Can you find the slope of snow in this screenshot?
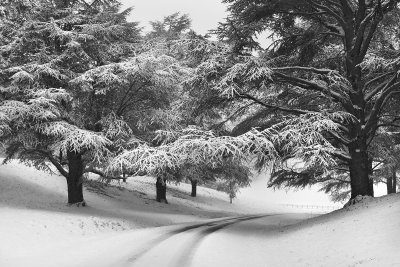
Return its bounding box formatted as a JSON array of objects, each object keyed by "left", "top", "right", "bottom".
[
  {"left": 2, "top": 160, "right": 398, "bottom": 267},
  {"left": 0, "top": 160, "right": 242, "bottom": 265},
  {"left": 192, "top": 193, "right": 400, "bottom": 267},
  {"left": 0, "top": 160, "right": 281, "bottom": 265}
]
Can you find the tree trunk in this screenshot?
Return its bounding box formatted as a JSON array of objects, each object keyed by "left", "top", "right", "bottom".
[
  {"left": 387, "top": 174, "right": 393, "bottom": 194},
  {"left": 67, "top": 150, "right": 85, "bottom": 205},
  {"left": 389, "top": 168, "right": 397, "bottom": 194},
  {"left": 190, "top": 179, "right": 197, "bottom": 197},
  {"left": 348, "top": 139, "right": 374, "bottom": 198},
  {"left": 156, "top": 177, "right": 168, "bottom": 203}
]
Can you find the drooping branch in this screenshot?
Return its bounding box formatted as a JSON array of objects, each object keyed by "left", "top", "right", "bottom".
[
  {"left": 377, "top": 115, "right": 400, "bottom": 128},
  {"left": 363, "top": 72, "right": 395, "bottom": 97},
  {"left": 328, "top": 149, "right": 351, "bottom": 162},
  {"left": 273, "top": 72, "right": 352, "bottom": 109},
  {"left": 307, "top": 0, "right": 346, "bottom": 27},
  {"left": 32, "top": 149, "right": 70, "bottom": 178},
  {"left": 84, "top": 167, "right": 125, "bottom": 180},
  {"left": 210, "top": 102, "right": 257, "bottom": 131},
  {"left": 327, "top": 130, "right": 352, "bottom": 145},
  {"left": 237, "top": 93, "right": 311, "bottom": 115},
  {"left": 365, "top": 80, "right": 392, "bottom": 103},
  {"left": 365, "top": 80, "right": 400, "bottom": 134},
  {"left": 272, "top": 66, "right": 335, "bottom": 75}
]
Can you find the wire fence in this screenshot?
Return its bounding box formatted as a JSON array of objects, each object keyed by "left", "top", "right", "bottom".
[{"left": 280, "top": 203, "right": 342, "bottom": 213}]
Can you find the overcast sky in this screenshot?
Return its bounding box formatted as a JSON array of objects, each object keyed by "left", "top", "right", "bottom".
[{"left": 120, "top": 0, "right": 228, "bottom": 35}]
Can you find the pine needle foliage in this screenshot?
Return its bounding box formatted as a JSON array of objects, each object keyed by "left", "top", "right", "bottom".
[
  {"left": 209, "top": 0, "right": 400, "bottom": 199},
  {"left": 0, "top": 0, "right": 153, "bottom": 204}
]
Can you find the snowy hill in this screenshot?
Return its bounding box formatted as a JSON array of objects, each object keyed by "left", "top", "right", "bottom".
[
  {"left": 183, "top": 194, "right": 400, "bottom": 267},
  {"left": 0, "top": 160, "right": 399, "bottom": 266},
  {"left": 0, "top": 160, "right": 246, "bottom": 265},
  {"left": 0, "top": 159, "right": 289, "bottom": 265}
]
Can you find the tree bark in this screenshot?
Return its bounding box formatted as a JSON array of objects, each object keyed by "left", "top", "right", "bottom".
[
  {"left": 389, "top": 168, "right": 397, "bottom": 194},
  {"left": 156, "top": 177, "right": 168, "bottom": 203},
  {"left": 190, "top": 179, "right": 197, "bottom": 197},
  {"left": 387, "top": 173, "right": 393, "bottom": 194},
  {"left": 66, "top": 150, "right": 85, "bottom": 205},
  {"left": 348, "top": 138, "right": 374, "bottom": 198}
]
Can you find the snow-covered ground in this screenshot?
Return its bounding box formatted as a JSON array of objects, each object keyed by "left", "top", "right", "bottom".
[
  {"left": 0, "top": 159, "right": 277, "bottom": 266},
  {"left": 0, "top": 160, "right": 399, "bottom": 267},
  {"left": 191, "top": 194, "right": 400, "bottom": 267}
]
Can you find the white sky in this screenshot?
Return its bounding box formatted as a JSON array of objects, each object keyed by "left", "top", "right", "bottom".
[{"left": 120, "top": 0, "right": 228, "bottom": 35}]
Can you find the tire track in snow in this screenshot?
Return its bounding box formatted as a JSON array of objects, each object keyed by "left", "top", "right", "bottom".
[
  {"left": 174, "top": 214, "right": 272, "bottom": 267},
  {"left": 127, "top": 214, "right": 273, "bottom": 267}
]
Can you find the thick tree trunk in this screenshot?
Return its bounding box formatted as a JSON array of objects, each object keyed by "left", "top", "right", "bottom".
[
  {"left": 348, "top": 139, "right": 374, "bottom": 198},
  {"left": 67, "top": 150, "right": 85, "bottom": 205},
  {"left": 190, "top": 179, "right": 197, "bottom": 197},
  {"left": 156, "top": 177, "right": 168, "bottom": 203},
  {"left": 387, "top": 174, "right": 393, "bottom": 194},
  {"left": 388, "top": 168, "right": 397, "bottom": 194}
]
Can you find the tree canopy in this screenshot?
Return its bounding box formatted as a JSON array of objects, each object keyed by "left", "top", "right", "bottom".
[
  {"left": 209, "top": 0, "right": 400, "bottom": 200},
  {"left": 2, "top": 0, "right": 400, "bottom": 206},
  {"left": 0, "top": 0, "right": 190, "bottom": 204}
]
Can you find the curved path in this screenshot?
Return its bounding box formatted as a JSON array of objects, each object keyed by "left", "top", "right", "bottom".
[
  {"left": 126, "top": 214, "right": 274, "bottom": 267},
  {"left": 18, "top": 213, "right": 311, "bottom": 267}
]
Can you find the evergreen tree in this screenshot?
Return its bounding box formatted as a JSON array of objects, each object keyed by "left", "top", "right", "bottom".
[
  {"left": 148, "top": 12, "right": 191, "bottom": 39},
  {"left": 106, "top": 13, "right": 353, "bottom": 204},
  {"left": 0, "top": 0, "right": 143, "bottom": 205},
  {"left": 212, "top": 0, "right": 400, "bottom": 200}
]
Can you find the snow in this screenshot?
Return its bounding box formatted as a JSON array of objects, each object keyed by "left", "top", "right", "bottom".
[
  {"left": 190, "top": 193, "right": 400, "bottom": 266},
  {"left": 0, "top": 159, "right": 239, "bottom": 266},
  {"left": 0, "top": 160, "right": 399, "bottom": 267}
]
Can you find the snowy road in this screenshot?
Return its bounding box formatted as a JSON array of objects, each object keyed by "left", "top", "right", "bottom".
[
  {"left": 126, "top": 214, "right": 308, "bottom": 267},
  {"left": 6, "top": 213, "right": 312, "bottom": 267}
]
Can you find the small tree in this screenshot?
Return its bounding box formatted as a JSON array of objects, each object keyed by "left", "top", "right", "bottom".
[{"left": 214, "top": 160, "right": 251, "bottom": 203}]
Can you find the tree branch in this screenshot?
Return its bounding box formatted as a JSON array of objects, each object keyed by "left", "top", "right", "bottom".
[
  {"left": 84, "top": 167, "right": 125, "bottom": 180},
  {"left": 364, "top": 78, "right": 392, "bottom": 103},
  {"left": 237, "top": 93, "right": 311, "bottom": 115},
  {"left": 359, "top": 5, "right": 383, "bottom": 60},
  {"left": 272, "top": 66, "right": 336, "bottom": 75},
  {"left": 327, "top": 130, "right": 352, "bottom": 145},
  {"left": 329, "top": 149, "right": 351, "bottom": 162},
  {"left": 273, "top": 72, "right": 352, "bottom": 109},
  {"left": 37, "top": 150, "right": 69, "bottom": 178},
  {"left": 365, "top": 80, "right": 400, "bottom": 134},
  {"left": 307, "top": 0, "right": 346, "bottom": 27}
]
